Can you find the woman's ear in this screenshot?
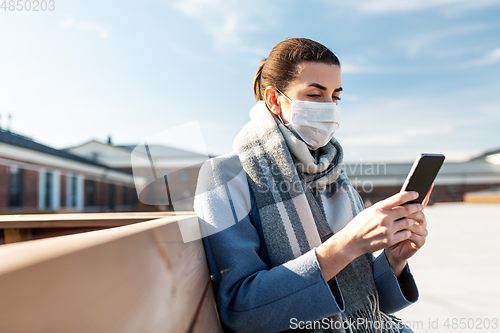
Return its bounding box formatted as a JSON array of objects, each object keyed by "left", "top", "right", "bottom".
[{"left": 264, "top": 86, "right": 282, "bottom": 116}]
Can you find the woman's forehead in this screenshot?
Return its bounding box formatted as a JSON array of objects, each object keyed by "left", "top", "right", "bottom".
[{"left": 294, "top": 62, "right": 341, "bottom": 90}]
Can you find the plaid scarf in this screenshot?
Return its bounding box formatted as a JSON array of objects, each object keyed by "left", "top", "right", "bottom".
[{"left": 233, "top": 101, "right": 401, "bottom": 333}]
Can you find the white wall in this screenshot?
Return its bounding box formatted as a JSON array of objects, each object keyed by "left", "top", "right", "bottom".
[
  {"left": 38, "top": 168, "right": 46, "bottom": 209},
  {"left": 76, "top": 174, "right": 84, "bottom": 211},
  {"left": 52, "top": 170, "right": 60, "bottom": 210},
  {"left": 38, "top": 168, "right": 61, "bottom": 210}
]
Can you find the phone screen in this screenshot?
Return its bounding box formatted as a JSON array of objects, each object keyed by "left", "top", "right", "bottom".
[{"left": 400, "top": 154, "right": 445, "bottom": 204}]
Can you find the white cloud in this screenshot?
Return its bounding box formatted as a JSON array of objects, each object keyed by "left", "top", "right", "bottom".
[
  {"left": 331, "top": 0, "right": 500, "bottom": 14},
  {"left": 339, "top": 24, "right": 491, "bottom": 74},
  {"left": 168, "top": 40, "right": 212, "bottom": 62},
  {"left": 60, "top": 16, "right": 74, "bottom": 29},
  {"left": 461, "top": 47, "right": 500, "bottom": 68},
  {"left": 395, "top": 23, "right": 489, "bottom": 59},
  {"left": 174, "top": 0, "right": 272, "bottom": 54},
  {"left": 59, "top": 16, "right": 109, "bottom": 39}
]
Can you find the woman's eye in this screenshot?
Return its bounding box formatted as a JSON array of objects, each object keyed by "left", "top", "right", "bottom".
[
  {"left": 333, "top": 96, "right": 341, "bottom": 101},
  {"left": 307, "top": 94, "right": 321, "bottom": 98}
]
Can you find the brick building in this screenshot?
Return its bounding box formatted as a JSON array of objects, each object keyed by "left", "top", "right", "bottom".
[
  {"left": 0, "top": 130, "right": 137, "bottom": 213},
  {"left": 67, "top": 139, "right": 209, "bottom": 211}
]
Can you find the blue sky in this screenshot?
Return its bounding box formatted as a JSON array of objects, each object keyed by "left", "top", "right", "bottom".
[{"left": 1, "top": 0, "right": 500, "bottom": 162}]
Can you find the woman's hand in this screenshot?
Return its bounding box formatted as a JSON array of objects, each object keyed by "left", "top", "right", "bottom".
[
  {"left": 315, "top": 191, "right": 424, "bottom": 281},
  {"left": 385, "top": 185, "right": 432, "bottom": 276},
  {"left": 384, "top": 210, "right": 428, "bottom": 277},
  {"left": 341, "top": 191, "right": 423, "bottom": 256}
]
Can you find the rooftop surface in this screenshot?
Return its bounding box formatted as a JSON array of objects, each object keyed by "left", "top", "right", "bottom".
[{"left": 396, "top": 202, "right": 500, "bottom": 332}]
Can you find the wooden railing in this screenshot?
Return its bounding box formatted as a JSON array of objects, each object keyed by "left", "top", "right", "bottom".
[
  {"left": 0, "top": 212, "right": 189, "bottom": 244},
  {"left": 0, "top": 213, "right": 222, "bottom": 333}
]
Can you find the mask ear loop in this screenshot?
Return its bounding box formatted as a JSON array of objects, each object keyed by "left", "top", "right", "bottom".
[
  {"left": 274, "top": 87, "right": 292, "bottom": 102},
  {"left": 266, "top": 87, "right": 291, "bottom": 125}
]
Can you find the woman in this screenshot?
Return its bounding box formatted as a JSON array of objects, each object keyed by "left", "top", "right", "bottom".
[{"left": 195, "top": 38, "right": 427, "bottom": 333}]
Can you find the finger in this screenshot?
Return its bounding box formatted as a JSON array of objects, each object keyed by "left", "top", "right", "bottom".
[
  {"left": 393, "top": 215, "right": 427, "bottom": 235},
  {"left": 391, "top": 203, "right": 423, "bottom": 221},
  {"left": 390, "top": 229, "right": 412, "bottom": 247},
  {"left": 408, "top": 233, "right": 426, "bottom": 249},
  {"left": 393, "top": 217, "right": 416, "bottom": 233},
  {"left": 405, "top": 211, "right": 427, "bottom": 226},
  {"left": 408, "top": 223, "right": 428, "bottom": 237},
  {"left": 379, "top": 191, "right": 419, "bottom": 209},
  {"left": 422, "top": 183, "right": 434, "bottom": 208}
]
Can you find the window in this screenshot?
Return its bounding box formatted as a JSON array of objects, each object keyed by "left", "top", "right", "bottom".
[
  {"left": 70, "top": 176, "right": 77, "bottom": 207},
  {"left": 45, "top": 171, "right": 53, "bottom": 208},
  {"left": 86, "top": 180, "right": 95, "bottom": 206},
  {"left": 67, "top": 174, "right": 78, "bottom": 208},
  {"left": 8, "top": 165, "right": 23, "bottom": 207}
]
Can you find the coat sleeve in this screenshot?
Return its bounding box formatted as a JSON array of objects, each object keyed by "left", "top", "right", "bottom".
[
  {"left": 196, "top": 155, "right": 345, "bottom": 333},
  {"left": 372, "top": 251, "right": 419, "bottom": 314}
]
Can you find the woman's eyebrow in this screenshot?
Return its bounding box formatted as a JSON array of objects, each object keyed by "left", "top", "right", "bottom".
[
  {"left": 308, "top": 83, "right": 343, "bottom": 92},
  {"left": 308, "top": 83, "right": 327, "bottom": 90}
]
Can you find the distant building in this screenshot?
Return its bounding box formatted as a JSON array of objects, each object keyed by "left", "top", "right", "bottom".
[
  {"left": 67, "top": 138, "right": 500, "bottom": 208},
  {"left": 67, "top": 140, "right": 210, "bottom": 211},
  {"left": 471, "top": 149, "right": 500, "bottom": 165},
  {"left": 345, "top": 150, "right": 500, "bottom": 205},
  {"left": 0, "top": 130, "right": 137, "bottom": 213}
]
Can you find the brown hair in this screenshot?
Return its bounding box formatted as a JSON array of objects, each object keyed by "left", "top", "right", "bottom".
[{"left": 253, "top": 38, "right": 340, "bottom": 102}]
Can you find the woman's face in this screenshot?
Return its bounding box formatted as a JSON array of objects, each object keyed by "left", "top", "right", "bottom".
[{"left": 265, "top": 61, "right": 342, "bottom": 124}]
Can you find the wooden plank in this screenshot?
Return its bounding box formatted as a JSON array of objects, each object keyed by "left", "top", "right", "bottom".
[
  {"left": 0, "top": 211, "right": 193, "bottom": 223},
  {"left": 4, "top": 228, "right": 32, "bottom": 243},
  {"left": 0, "top": 214, "right": 222, "bottom": 333},
  {"left": 150, "top": 216, "right": 218, "bottom": 332},
  {"left": 0, "top": 211, "right": 195, "bottom": 229},
  {"left": 190, "top": 277, "right": 223, "bottom": 333},
  {"left": 31, "top": 227, "right": 115, "bottom": 241}
]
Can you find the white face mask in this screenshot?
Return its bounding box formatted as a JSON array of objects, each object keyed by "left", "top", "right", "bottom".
[{"left": 275, "top": 87, "right": 341, "bottom": 150}]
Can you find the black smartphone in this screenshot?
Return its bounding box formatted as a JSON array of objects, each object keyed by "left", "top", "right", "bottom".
[{"left": 400, "top": 153, "right": 445, "bottom": 204}]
